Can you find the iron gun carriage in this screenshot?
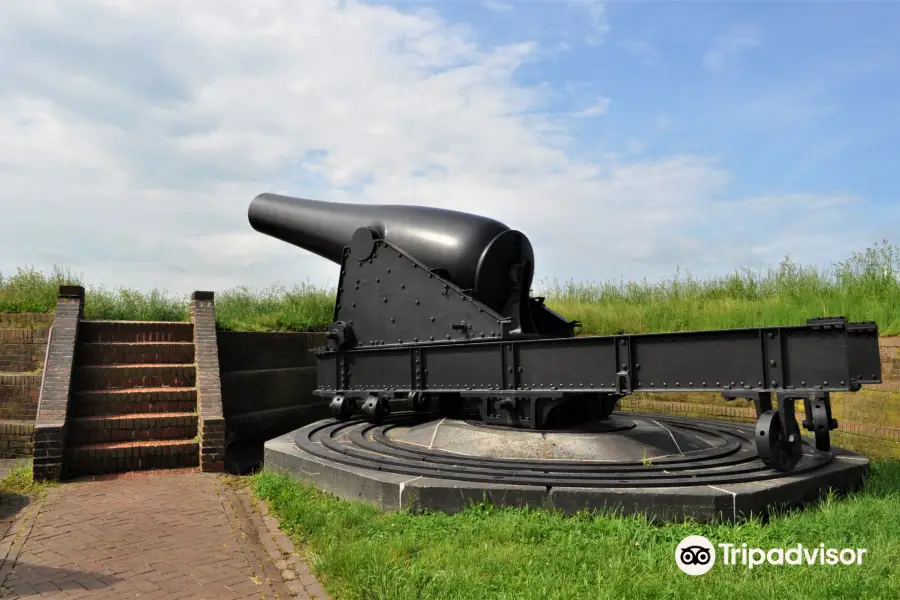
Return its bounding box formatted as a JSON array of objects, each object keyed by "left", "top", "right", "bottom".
[{"left": 248, "top": 192, "right": 882, "bottom": 472}]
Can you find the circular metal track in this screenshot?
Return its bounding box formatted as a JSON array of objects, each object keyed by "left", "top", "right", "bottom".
[{"left": 293, "top": 411, "right": 833, "bottom": 488}]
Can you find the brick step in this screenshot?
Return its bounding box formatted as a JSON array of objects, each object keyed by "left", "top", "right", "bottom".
[
  {"left": 68, "top": 412, "right": 198, "bottom": 445},
  {"left": 71, "top": 387, "right": 197, "bottom": 417},
  {"left": 73, "top": 364, "right": 196, "bottom": 391},
  {"left": 65, "top": 439, "right": 200, "bottom": 476},
  {"left": 75, "top": 342, "right": 195, "bottom": 366},
  {"left": 79, "top": 320, "right": 194, "bottom": 343}
]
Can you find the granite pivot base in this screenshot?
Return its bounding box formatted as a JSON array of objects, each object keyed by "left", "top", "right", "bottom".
[{"left": 264, "top": 411, "right": 870, "bottom": 523}]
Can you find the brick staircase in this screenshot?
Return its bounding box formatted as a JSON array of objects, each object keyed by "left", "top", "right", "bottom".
[{"left": 65, "top": 321, "right": 201, "bottom": 477}]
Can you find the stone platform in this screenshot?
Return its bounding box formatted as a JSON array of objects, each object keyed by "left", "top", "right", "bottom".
[{"left": 264, "top": 411, "right": 870, "bottom": 523}]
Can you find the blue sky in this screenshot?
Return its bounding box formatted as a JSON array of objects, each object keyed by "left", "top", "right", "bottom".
[
  {"left": 0, "top": 0, "right": 898, "bottom": 294},
  {"left": 461, "top": 1, "right": 898, "bottom": 199}
]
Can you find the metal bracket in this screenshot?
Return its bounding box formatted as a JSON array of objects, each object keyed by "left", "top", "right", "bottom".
[
  {"left": 451, "top": 321, "right": 472, "bottom": 339},
  {"left": 412, "top": 347, "right": 424, "bottom": 391},
  {"left": 615, "top": 372, "right": 632, "bottom": 395},
  {"left": 763, "top": 330, "right": 785, "bottom": 389},
  {"left": 338, "top": 355, "right": 349, "bottom": 390},
  {"left": 614, "top": 336, "right": 633, "bottom": 395},
  {"left": 801, "top": 391, "right": 837, "bottom": 451},
  {"left": 503, "top": 343, "right": 518, "bottom": 390}
]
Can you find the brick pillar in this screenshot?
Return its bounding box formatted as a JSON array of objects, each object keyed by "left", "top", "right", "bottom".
[
  {"left": 191, "top": 291, "right": 226, "bottom": 472},
  {"left": 33, "top": 285, "right": 84, "bottom": 481}
]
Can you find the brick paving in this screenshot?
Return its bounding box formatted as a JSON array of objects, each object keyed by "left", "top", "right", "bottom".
[{"left": 0, "top": 471, "right": 329, "bottom": 599}]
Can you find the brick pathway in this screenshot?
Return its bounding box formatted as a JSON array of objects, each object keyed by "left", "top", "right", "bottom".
[{"left": 0, "top": 471, "right": 329, "bottom": 599}]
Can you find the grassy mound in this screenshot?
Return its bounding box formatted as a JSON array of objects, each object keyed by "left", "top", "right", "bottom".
[{"left": 3, "top": 241, "right": 900, "bottom": 334}]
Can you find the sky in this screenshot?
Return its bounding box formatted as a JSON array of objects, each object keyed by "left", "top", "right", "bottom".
[{"left": 1, "top": 0, "right": 898, "bottom": 295}]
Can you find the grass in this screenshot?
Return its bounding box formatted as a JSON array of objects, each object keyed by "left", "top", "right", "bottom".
[
  {"left": 542, "top": 240, "right": 900, "bottom": 335},
  {"left": 250, "top": 461, "right": 900, "bottom": 600},
  {"left": 0, "top": 461, "right": 56, "bottom": 497},
  {"left": 3, "top": 240, "right": 900, "bottom": 334},
  {"left": 0, "top": 266, "right": 334, "bottom": 331}
]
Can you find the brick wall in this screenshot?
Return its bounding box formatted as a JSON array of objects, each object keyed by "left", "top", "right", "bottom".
[
  {"left": 0, "top": 374, "right": 41, "bottom": 421},
  {"left": 0, "top": 312, "right": 53, "bottom": 459},
  {"left": 33, "top": 286, "right": 84, "bottom": 481},
  {"left": 0, "top": 422, "right": 34, "bottom": 457},
  {"left": 620, "top": 337, "right": 900, "bottom": 459},
  {"left": 0, "top": 313, "right": 54, "bottom": 328},
  {"left": 191, "top": 291, "right": 226, "bottom": 473},
  {"left": 0, "top": 328, "right": 50, "bottom": 372},
  {"left": 218, "top": 331, "right": 327, "bottom": 443}
]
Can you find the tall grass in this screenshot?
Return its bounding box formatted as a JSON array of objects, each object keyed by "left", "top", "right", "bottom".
[
  {"left": 0, "top": 265, "right": 335, "bottom": 331},
  {"left": 3, "top": 241, "right": 900, "bottom": 334},
  {"left": 0, "top": 265, "right": 82, "bottom": 313},
  {"left": 215, "top": 285, "right": 335, "bottom": 331},
  {"left": 539, "top": 240, "right": 900, "bottom": 334}
]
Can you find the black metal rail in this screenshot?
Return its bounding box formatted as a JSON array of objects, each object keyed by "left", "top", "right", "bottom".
[
  {"left": 293, "top": 413, "right": 834, "bottom": 488},
  {"left": 316, "top": 318, "right": 880, "bottom": 397}
]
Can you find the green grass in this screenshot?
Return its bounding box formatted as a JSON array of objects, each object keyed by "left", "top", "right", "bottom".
[
  {"left": 250, "top": 461, "right": 900, "bottom": 600},
  {"left": 541, "top": 240, "right": 900, "bottom": 335},
  {"left": 4, "top": 240, "right": 900, "bottom": 334},
  {"left": 0, "top": 266, "right": 334, "bottom": 331},
  {"left": 214, "top": 285, "right": 335, "bottom": 332},
  {"left": 0, "top": 461, "right": 56, "bottom": 497}
]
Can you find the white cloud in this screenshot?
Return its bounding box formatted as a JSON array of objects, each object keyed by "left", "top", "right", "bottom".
[
  {"left": 568, "top": 0, "right": 610, "bottom": 46},
  {"left": 702, "top": 25, "right": 760, "bottom": 72},
  {"left": 574, "top": 97, "right": 612, "bottom": 117},
  {"left": 0, "top": 0, "right": 891, "bottom": 298},
  {"left": 482, "top": 0, "right": 514, "bottom": 12}
]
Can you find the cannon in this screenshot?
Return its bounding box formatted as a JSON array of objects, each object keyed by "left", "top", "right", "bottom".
[{"left": 248, "top": 193, "right": 883, "bottom": 472}]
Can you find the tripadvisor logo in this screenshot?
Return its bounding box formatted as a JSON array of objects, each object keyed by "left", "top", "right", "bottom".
[
  {"left": 675, "top": 535, "right": 867, "bottom": 575},
  {"left": 675, "top": 535, "right": 716, "bottom": 575}
]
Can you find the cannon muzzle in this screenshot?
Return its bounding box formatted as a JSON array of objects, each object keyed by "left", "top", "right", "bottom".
[{"left": 248, "top": 193, "right": 535, "bottom": 305}]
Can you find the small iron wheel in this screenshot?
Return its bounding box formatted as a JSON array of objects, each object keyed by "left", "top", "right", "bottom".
[
  {"left": 330, "top": 394, "right": 356, "bottom": 421},
  {"left": 361, "top": 395, "right": 389, "bottom": 424},
  {"left": 808, "top": 399, "right": 833, "bottom": 452},
  {"left": 755, "top": 409, "right": 802, "bottom": 472}
]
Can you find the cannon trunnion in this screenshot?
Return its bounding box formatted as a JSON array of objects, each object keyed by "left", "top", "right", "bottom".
[{"left": 248, "top": 193, "right": 883, "bottom": 473}]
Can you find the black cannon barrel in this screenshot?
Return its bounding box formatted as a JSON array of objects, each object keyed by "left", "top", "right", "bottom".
[{"left": 248, "top": 193, "right": 534, "bottom": 300}]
